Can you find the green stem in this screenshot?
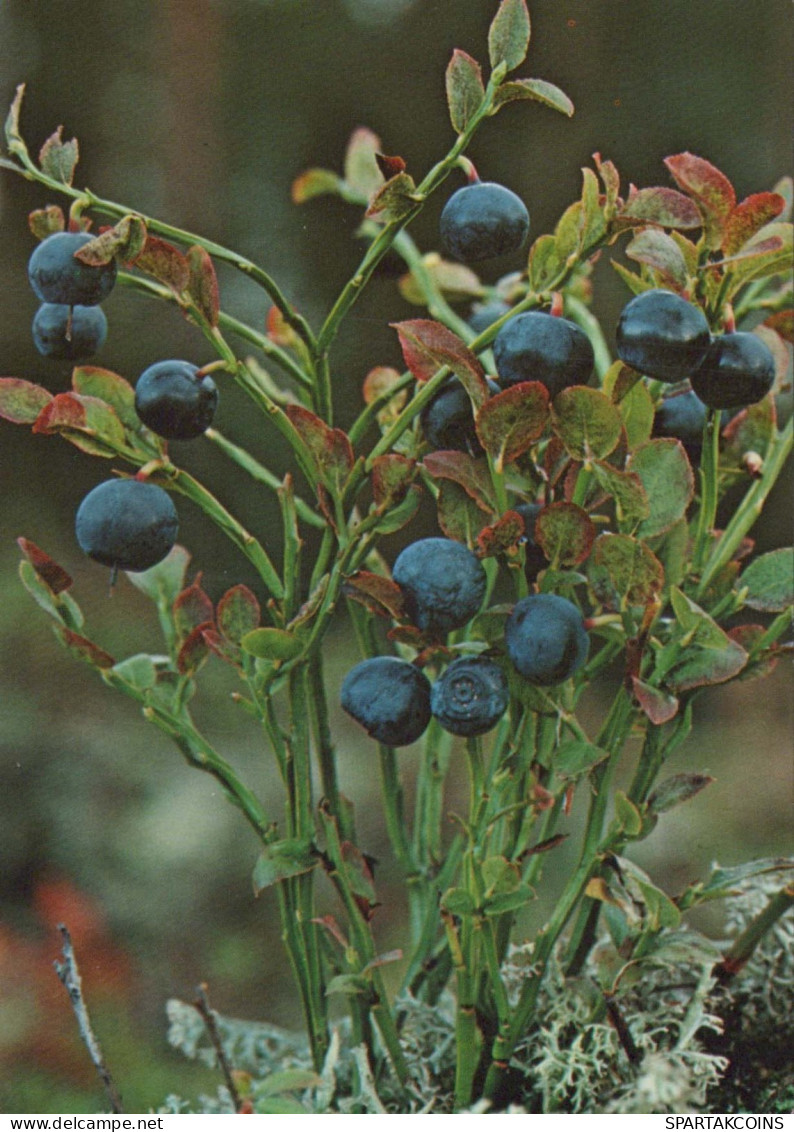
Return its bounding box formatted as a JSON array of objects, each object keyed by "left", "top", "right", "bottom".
[
  {"left": 714, "top": 886, "right": 794, "bottom": 982},
  {"left": 692, "top": 407, "right": 722, "bottom": 574},
  {"left": 564, "top": 295, "right": 613, "bottom": 380}
]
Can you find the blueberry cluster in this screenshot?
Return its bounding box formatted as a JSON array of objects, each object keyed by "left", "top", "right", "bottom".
[
  {"left": 28, "top": 231, "right": 116, "bottom": 361},
  {"left": 340, "top": 537, "right": 589, "bottom": 748}
]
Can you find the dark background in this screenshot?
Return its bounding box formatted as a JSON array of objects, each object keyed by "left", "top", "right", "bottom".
[{"left": 0, "top": 0, "right": 791, "bottom": 1112}]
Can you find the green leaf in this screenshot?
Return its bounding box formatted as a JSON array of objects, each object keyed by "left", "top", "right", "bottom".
[
  {"left": 398, "top": 257, "right": 483, "bottom": 306},
  {"left": 488, "top": 0, "right": 531, "bottom": 73},
  {"left": 258, "top": 1069, "right": 322, "bottom": 1097},
  {"left": 436, "top": 480, "right": 491, "bottom": 548},
  {"left": 626, "top": 229, "right": 689, "bottom": 291},
  {"left": 365, "top": 172, "right": 420, "bottom": 222},
  {"left": 481, "top": 856, "right": 520, "bottom": 895},
  {"left": 554, "top": 740, "right": 608, "bottom": 779},
  {"left": 0, "top": 378, "right": 53, "bottom": 424},
  {"left": 285, "top": 405, "right": 353, "bottom": 494},
  {"left": 721, "top": 222, "right": 793, "bottom": 290},
  {"left": 112, "top": 654, "right": 158, "bottom": 691},
  {"left": 4, "top": 83, "right": 28, "bottom": 158},
  {"left": 695, "top": 858, "right": 794, "bottom": 903},
  {"left": 242, "top": 628, "right": 303, "bottom": 662},
  {"left": 217, "top": 584, "right": 261, "bottom": 642},
  {"left": 611, "top": 259, "right": 654, "bottom": 296},
  {"left": 291, "top": 167, "right": 342, "bottom": 204},
  {"left": 492, "top": 78, "right": 574, "bottom": 118},
  {"left": 645, "top": 930, "right": 722, "bottom": 968},
  {"left": 528, "top": 234, "right": 564, "bottom": 292},
  {"left": 602, "top": 363, "right": 654, "bottom": 451},
  {"left": 740, "top": 548, "right": 794, "bottom": 612},
  {"left": 552, "top": 386, "right": 623, "bottom": 461},
  {"left": 32, "top": 392, "right": 126, "bottom": 456},
  {"left": 612, "top": 855, "right": 681, "bottom": 930},
  {"left": 590, "top": 463, "right": 650, "bottom": 527},
  {"left": 371, "top": 453, "right": 416, "bottom": 510},
  {"left": 252, "top": 839, "right": 316, "bottom": 893},
  {"left": 325, "top": 974, "right": 368, "bottom": 998},
  {"left": 76, "top": 215, "right": 147, "bottom": 265},
  {"left": 441, "top": 887, "right": 476, "bottom": 916},
  {"left": 627, "top": 439, "right": 694, "bottom": 539},
  {"left": 618, "top": 187, "right": 701, "bottom": 231},
  {"left": 19, "top": 560, "right": 70, "bottom": 626},
  {"left": 483, "top": 886, "right": 535, "bottom": 916},
  {"left": 614, "top": 791, "right": 642, "bottom": 837},
  {"left": 446, "top": 49, "right": 485, "bottom": 134},
  {"left": 28, "top": 205, "right": 66, "bottom": 240},
  {"left": 648, "top": 773, "right": 714, "bottom": 814},
  {"left": 343, "top": 127, "right": 384, "bottom": 199},
  {"left": 665, "top": 635, "right": 747, "bottom": 693},
  {"left": 592, "top": 533, "right": 664, "bottom": 606},
  {"left": 39, "top": 126, "right": 79, "bottom": 186},
  {"left": 670, "top": 587, "right": 730, "bottom": 649},
  {"left": 71, "top": 366, "right": 139, "bottom": 430},
  {"left": 475, "top": 381, "right": 549, "bottom": 469},
  {"left": 374, "top": 484, "right": 421, "bottom": 535},
  {"left": 126, "top": 545, "right": 191, "bottom": 607},
  {"left": 535, "top": 502, "right": 595, "bottom": 568}
]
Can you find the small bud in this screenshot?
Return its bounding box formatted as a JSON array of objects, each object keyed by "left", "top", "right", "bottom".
[{"left": 742, "top": 450, "right": 764, "bottom": 478}]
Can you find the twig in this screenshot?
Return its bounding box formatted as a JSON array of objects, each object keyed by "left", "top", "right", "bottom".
[
  {"left": 53, "top": 924, "right": 124, "bottom": 1113},
  {"left": 193, "top": 982, "right": 243, "bottom": 1112}
]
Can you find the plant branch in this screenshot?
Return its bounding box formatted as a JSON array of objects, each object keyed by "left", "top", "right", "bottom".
[{"left": 193, "top": 983, "right": 243, "bottom": 1112}]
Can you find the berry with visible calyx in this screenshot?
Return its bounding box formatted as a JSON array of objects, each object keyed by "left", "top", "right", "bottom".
[
  {"left": 392, "top": 537, "right": 486, "bottom": 635},
  {"left": 512, "top": 502, "right": 547, "bottom": 582},
  {"left": 28, "top": 231, "right": 117, "bottom": 307},
  {"left": 75, "top": 479, "right": 179, "bottom": 573},
  {"left": 32, "top": 303, "right": 107, "bottom": 360},
  {"left": 135, "top": 360, "right": 219, "bottom": 440},
  {"left": 431, "top": 655, "right": 509, "bottom": 737},
  {"left": 440, "top": 182, "right": 529, "bottom": 264},
  {"left": 492, "top": 311, "right": 594, "bottom": 396},
  {"left": 341, "top": 656, "right": 431, "bottom": 747},
  {"left": 505, "top": 593, "right": 589, "bottom": 686},
  {"left": 690, "top": 332, "right": 775, "bottom": 409},
  {"left": 468, "top": 300, "right": 511, "bottom": 336},
  {"left": 420, "top": 377, "right": 499, "bottom": 454},
  {"left": 615, "top": 289, "right": 711, "bottom": 383}
]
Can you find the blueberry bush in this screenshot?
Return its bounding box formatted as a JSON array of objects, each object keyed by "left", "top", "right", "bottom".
[{"left": 1, "top": 0, "right": 792, "bottom": 1114}]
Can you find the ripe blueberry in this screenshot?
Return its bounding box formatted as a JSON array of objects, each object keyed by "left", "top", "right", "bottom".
[
  {"left": 340, "top": 656, "right": 432, "bottom": 747},
  {"left": 468, "top": 300, "right": 511, "bottom": 336},
  {"left": 512, "top": 502, "right": 547, "bottom": 583},
  {"left": 431, "top": 655, "right": 509, "bottom": 737},
  {"left": 32, "top": 303, "right": 107, "bottom": 361},
  {"left": 505, "top": 593, "right": 589, "bottom": 686},
  {"left": 135, "top": 360, "right": 219, "bottom": 439},
  {"left": 28, "top": 231, "right": 117, "bottom": 307},
  {"left": 615, "top": 289, "right": 711, "bottom": 383},
  {"left": 492, "top": 311, "right": 594, "bottom": 396},
  {"left": 392, "top": 537, "right": 487, "bottom": 635},
  {"left": 652, "top": 387, "right": 710, "bottom": 461},
  {"left": 690, "top": 332, "right": 775, "bottom": 409},
  {"left": 75, "top": 479, "right": 179, "bottom": 572},
  {"left": 420, "top": 377, "right": 499, "bottom": 454},
  {"left": 440, "top": 182, "right": 529, "bottom": 264}
]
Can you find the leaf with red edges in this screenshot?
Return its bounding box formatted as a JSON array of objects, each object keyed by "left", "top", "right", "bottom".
[
  {"left": 186, "top": 245, "right": 220, "bottom": 328},
  {"left": 58, "top": 628, "right": 115, "bottom": 669},
  {"left": 477, "top": 511, "right": 524, "bottom": 557},
  {"left": 76, "top": 216, "right": 146, "bottom": 265},
  {"left": 366, "top": 172, "right": 419, "bottom": 222},
  {"left": 39, "top": 126, "right": 79, "bottom": 186},
  {"left": 29, "top": 205, "right": 65, "bottom": 240},
  {"left": 436, "top": 480, "right": 491, "bottom": 548},
  {"left": 177, "top": 621, "right": 213, "bottom": 675},
  {"left": 535, "top": 502, "right": 595, "bottom": 567},
  {"left": 763, "top": 310, "right": 794, "bottom": 344},
  {"left": 475, "top": 381, "right": 549, "bottom": 470},
  {"left": 392, "top": 319, "right": 487, "bottom": 405},
  {"left": 201, "top": 626, "right": 241, "bottom": 667},
  {"left": 72, "top": 366, "right": 138, "bottom": 430},
  {"left": 664, "top": 153, "right": 736, "bottom": 249},
  {"left": 344, "top": 127, "right": 384, "bottom": 199},
  {"left": 173, "top": 576, "right": 214, "bottom": 642},
  {"left": 488, "top": 0, "right": 531, "bottom": 73},
  {"left": 291, "top": 168, "right": 341, "bottom": 204},
  {"left": 285, "top": 405, "right": 354, "bottom": 493},
  {"left": 446, "top": 49, "right": 485, "bottom": 134},
  {"left": 0, "top": 378, "right": 53, "bottom": 424},
  {"left": 371, "top": 453, "right": 416, "bottom": 510},
  {"left": 375, "top": 153, "right": 407, "bottom": 180},
  {"left": 132, "top": 236, "right": 190, "bottom": 293},
  {"left": 266, "top": 305, "right": 299, "bottom": 348},
  {"left": 217, "top": 584, "right": 261, "bottom": 644},
  {"left": 626, "top": 229, "right": 688, "bottom": 291},
  {"left": 631, "top": 677, "right": 679, "bottom": 725},
  {"left": 423, "top": 449, "right": 496, "bottom": 512},
  {"left": 722, "top": 193, "right": 787, "bottom": 257},
  {"left": 343, "top": 571, "right": 406, "bottom": 620},
  {"left": 17, "top": 538, "right": 72, "bottom": 594},
  {"left": 618, "top": 187, "right": 701, "bottom": 230}
]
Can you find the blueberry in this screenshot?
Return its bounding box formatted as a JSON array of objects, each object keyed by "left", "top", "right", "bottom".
[
  {"left": 512, "top": 502, "right": 547, "bottom": 583},
  {"left": 420, "top": 377, "right": 499, "bottom": 454},
  {"left": 468, "top": 300, "right": 511, "bottom": 336},
  {"left": 492, "top": 311, "right": 594, "bottom": 396},
  {"left": 75, "top": 479, "right": 179, "bottom": 572},
  {"left": 690, "top": 332, "right": 775, "bottom": 409},
  {"left": 341, "top": 656, "right": 432, "bottom": 746},
  {"left": 392, "top": 537, "right": 487, "bottom": 635},
  {"left": 440, "top": 182, "right": 529, "bottom": 264},
  {"left": 135, "top": 360, "right": 219, "bottom": 440},
  {"left": 32, "top": 303, "right": 107, "bottom": 361},
  {"left": 28, "top": 231, "right": 117, "bottom": 307},
  {"left": 615, "top": 289, "right": 711, "bottom": 383},
  {"left": 505, "top": 593, "right": 589, "bottom": 685},
  {"left": 431, "top": 655, "right": 509, "bottom": 737},
  {"left": 652, "top": 387, "right": 709, "bottom": 461}
]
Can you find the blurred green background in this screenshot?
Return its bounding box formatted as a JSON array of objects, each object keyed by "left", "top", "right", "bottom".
[{"left": 1, "top": 0, "right": 791, "bottom": 1113}]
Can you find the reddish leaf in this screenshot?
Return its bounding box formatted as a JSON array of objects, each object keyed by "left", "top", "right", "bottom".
[
  {"left": 625, "top": 229, "right": 689, "bottom": 291},
  {"left": 186, "top": 245, "right": 220, "bottom": 328},
  {"left": 71, "top": 366, "right": 138, "bottom": 430},
  {"left": 477, "top": 511, "right": 525, "bottom": 557},
  {"left": 0, "top": 378, "right": 53, "bottom": 424},
  {"left": 32, "top": 392, "right": 86, "bottom": 433},
  {"left": 727, "top": 624, "right": 779, "bottom": 683},
  {"left": 29, "top": 205, "right": 65, "bottom": 240},
  {"left": 631, "top": 677, "right": 679, "bottom": 725},
  {"left": 436, "top": 480, "right": 492, "bottom": 548},
  {"left": 217, "top": 584, "right": 261, "bottom": 644},
  {"left": 76, "top": 215, "right": 147, "bottom": 265},
  {"left": 666, "top": 636, "right": 748, "bottom": 693},
  {"left": 177, "top": 621, "right": 213, "bottom": 675},
  {"left": 33, "top": 392, "right": 126, "bottom": 455},
  {"left": 173, "top": 576, "right": 214, "bottom": 642},
  {"left": 664, "top": 153, "right": 736, "bottom": 249},
  {"left": 475, "top": 381, "right": 549, "bottom": 469},
  {"left": 722, "top": 192, "right": 787, "bottom": 257},
  {"left": 290, "top": 167, "right": 341, "bottom": 204},
  {"left": 763, "top": 309, "right": 794, "bottom": 345},
  {"left": 391, "top": 319, "right": 488, "bottom": 405},
  {"left": 535, "top": 502, "right": 595, "bottom": 567},
  {"left": 343, "top": 571, "right": 406, "bottom": 620},
  {"left": 371, "top": 453, "right": 416, "bottom": 510},
  {"left": 132, "top": 236, "right": 190, "bottom": 293},
  {"left": 58, "top": 628, "right": 115, "bottom": 669},
  {"left": 375, "top": 152, "right": 406, "bottom": 180},
  {"left": 201, "top": 626, "right": 241, "bottom": 667},
  {"left": 593, "top": 152, "right": 620, "bottom": 214},
  {"left": 285, "top": 405, "right": 354, "bottom": 492},
  {"left": 366, "top": 172, "right": 419, "bottom": 222},
  {"left": 39, "top": 126, "right": 79, "bottom": 186},
  {"left": 618, "top": 187, "right": 701, "bottom": 230},
  {"left": 592, "top": 532, "right": 664, "bottom": 605},
  {"left": 17, "top": 538, "right": 72, "bottom": 594},
  {"left": 446, "top": 49, "right": 485, "bottom": 134},
  {"left": 423, "top": 449, "right": 496, "bottom": 512},
  {"left": 266, "top": 305, "right": 300, "bottom": 348}
]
